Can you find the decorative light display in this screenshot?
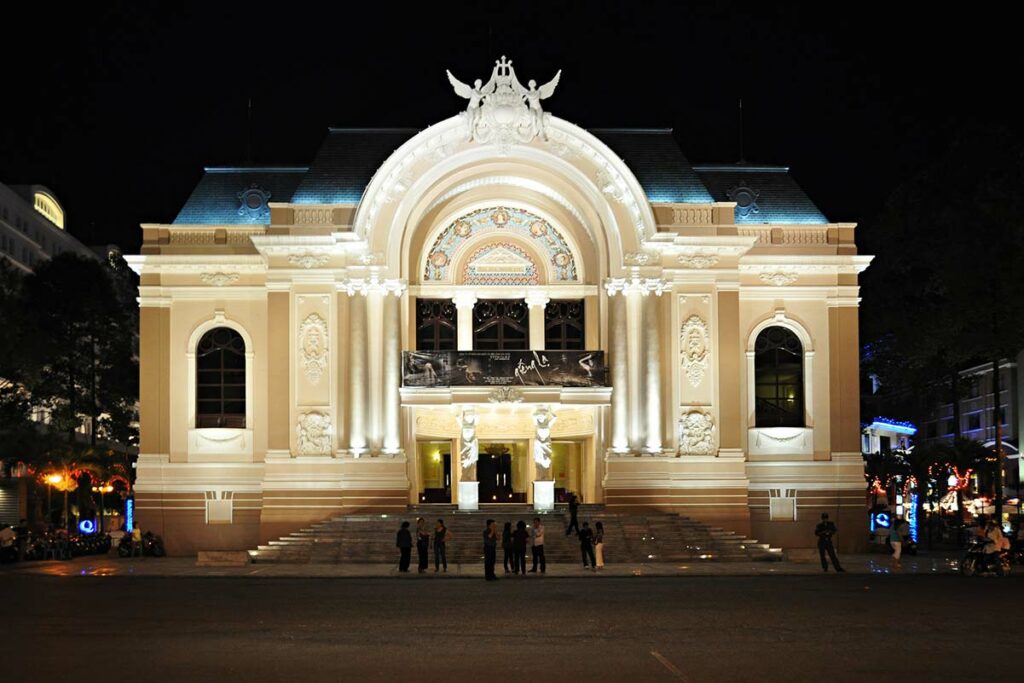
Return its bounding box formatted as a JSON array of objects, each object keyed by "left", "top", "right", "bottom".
[
  {"left": 125, "top": 498, "right": 135, "bottom": 533},
  {"left": 78, "top": 519, "right": 96, "bottom": 534},
  {"left": 868, "top": 417, "right": 918, "bottom": 436}
]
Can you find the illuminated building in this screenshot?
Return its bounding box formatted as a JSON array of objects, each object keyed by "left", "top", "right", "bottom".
[{"left": 128, "top": 60, "right": 872, "bottom": 554}]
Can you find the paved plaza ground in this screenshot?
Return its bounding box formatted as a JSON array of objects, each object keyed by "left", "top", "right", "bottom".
[{"left": 3, "top": 554, "right": 1022, "bottom": 682}]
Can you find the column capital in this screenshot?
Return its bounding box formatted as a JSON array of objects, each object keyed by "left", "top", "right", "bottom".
[
  {"left": 524, "top": 292, "right": 551, "bottom": 309},
  {"left": 338, "top": 277, "right": 407, "bottom": 296},
  {"left": 452, "top": 291, "right": 478, "bottom": 309},
  {"left": 603, "top": 276, "right": 669, "bottom": 296}
]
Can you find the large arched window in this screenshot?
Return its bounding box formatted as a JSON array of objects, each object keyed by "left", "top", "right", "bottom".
[
  {"left": 754, "top": 326, "right": 804, "bottom": 428},
  {"left": 472, "top": 299, "right": 528, "bottom": 350},
  {"left": 415, "top": 299, "right": 457, "bottom": 351},
  {"left": 196, "top": 327, "right": 246, "bottom": 428}
]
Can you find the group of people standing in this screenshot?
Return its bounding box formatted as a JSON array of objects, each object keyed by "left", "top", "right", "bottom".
[
  {"left": 394, "top": 497, "right": 606, "bottom": 579},
  {"left": 395, "top": 518, "right": 453, "bottom": 573}
]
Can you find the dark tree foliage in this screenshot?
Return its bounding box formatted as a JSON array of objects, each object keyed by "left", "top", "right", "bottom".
[{"left": 862, "top": 125, "right": 1024, "bottom": 423}]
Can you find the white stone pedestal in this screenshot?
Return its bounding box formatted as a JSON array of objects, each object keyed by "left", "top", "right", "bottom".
[
  {"left": 533, "top": 480, "right": 555, "bottom": 512},
  {"left": 458, "top": 481, "right": 479, "bottom": 511}
]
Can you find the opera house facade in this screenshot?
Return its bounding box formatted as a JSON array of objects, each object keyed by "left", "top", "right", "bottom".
[{"left": 128, "top": 59, "right": 871, "bottom": 555}]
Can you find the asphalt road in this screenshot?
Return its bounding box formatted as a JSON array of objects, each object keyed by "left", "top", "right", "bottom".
[{"left": 2, "top": 574, "right": 1021, "bottom": 682}]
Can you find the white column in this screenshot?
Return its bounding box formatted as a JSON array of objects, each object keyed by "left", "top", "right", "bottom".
[
  {"left": 453, "top": 291, "right": 477, "bottom": 351},
  {"left": 525, "top": 292, "right": 550, "bottom": 350},
  {"left": 605, "top": 280, "right": 630, "bottom": 452},
  {"left": 640, "top": 285, "right": 664, "bottom": 453},
  {"left": 347, "top": 288, "right": 369, "bottom": 455},
  {"left": 381, "top": 280, "right": 406, "bottom": 454}
]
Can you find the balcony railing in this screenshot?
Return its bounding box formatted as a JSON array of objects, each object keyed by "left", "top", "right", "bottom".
[{"left": 402, "top": 350, "right": 607, "bottom": 388}]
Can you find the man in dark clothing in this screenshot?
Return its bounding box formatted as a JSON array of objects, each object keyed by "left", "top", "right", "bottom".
[
  {"left": 565, "top": 494, "right": 580, "bottom": 536},
  {"left": 815, "top": 513, "right": 845, "bottom": 572},
  {"left": 578, "top": 521, "right": 596, "bottom": 570},
  {"left": 483, "top": 519, "right": 499, "bottom": 581},
  {"left": 396, "top": 521, "right": 412, "bottom": 572},
  {"left": 14, "top": 519, "right": 28, "bottom": 562}
]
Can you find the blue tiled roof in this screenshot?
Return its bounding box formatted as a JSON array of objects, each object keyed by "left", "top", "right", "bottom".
[
  {"left": 693, "top": 164, "right": 828, "bottom": 224},
  {"left": 173, "top": 167, "right": 307, "bottom": 224},
  {"left": 173, "top": 131, "right": 832, "bottom": 225},
  {"left": 290, "top": 128, "right": 418, "bottom": 204},
  {"left": 590, "top": 129, "right": 713, "bottom": 203}
]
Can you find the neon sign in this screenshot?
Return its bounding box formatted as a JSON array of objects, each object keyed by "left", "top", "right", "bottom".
[
  {"left": 125, "top": 498, "right": 134, "bottom": 533},
  {"left": 78, "top": 519, "right": 96, "bottom": 534}
]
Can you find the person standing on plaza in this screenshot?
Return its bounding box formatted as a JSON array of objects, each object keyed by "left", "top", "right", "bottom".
[
  {"left": 483, "top": 519, "right": 499, "bottom": 581},
  {"left": 594, "top": 521, "right": 605, "bottom": 569},
  {"left": 529, "top": 517, "right": 546, "bottom": 574},
  {"left": 815, "top": 513, "right": 845, "bottom": 572},
  {"left": 578, "top": 521, "right": 596, "bottom": 570},
  {"left": 433, "top": 518, "right": 450, "bottom": 572},
  {"left": 131, "top": 525, "right": 144, "bottom": 558},
  {"left": 566, "top": 493, "right": 580, "bottom": 536},
  {"left": 415, "top": 517, "right": 430, "bottom": 573},
  {"left": 396, "top": 521, "right": 412, "bottom": 572},
  {"left": 501, "top": 521, "right": 513, "bottom": 574},
  {"left": 512, "top": 520, "right": 529, "bottom": 575},
  {"left": 890, "top": 517, "right": 907, "bottom": 569}
]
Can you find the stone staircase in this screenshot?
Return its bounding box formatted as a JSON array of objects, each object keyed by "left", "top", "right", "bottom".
[{"left": 248, "top": 505, "right": 783, "bottom": 564}]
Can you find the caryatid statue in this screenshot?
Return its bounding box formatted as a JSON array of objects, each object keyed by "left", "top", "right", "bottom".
[
  {"left": 459, "top": 408, "right": 480, "bottom": 469},
  {"left": 532, "top": 405, "right": 557, "bottom": 469}
]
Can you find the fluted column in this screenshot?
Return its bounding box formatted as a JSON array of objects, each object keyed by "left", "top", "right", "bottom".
[
  {"left": 605, "top": 279, "right": 630, "bottom": 453},
  {"left": 640, "top": 285, "right": 664, "bottom": 453},
  {"left": 381, "top": 280, "right": 406, "bottom": 454},
  {"left": 453, "top": 291, "right": 477, "bottom": 351},
  {"left": 525, "top": 292, "right": 550, "bottom": 350},
  {"left": 347, "top": 289, "right": 369, "bottom": 455}
]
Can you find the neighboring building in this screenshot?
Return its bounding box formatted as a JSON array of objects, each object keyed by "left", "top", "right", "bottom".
[
  {"left": 0, "top": 182, "right": 97, "bottom": 271},
  {"left": 919, "top": 354, "right": 1023, "bottom": 498},
  {"left": 127, "top": 59, "right": 872, "bottom": 555},
  {"left": 862, "top": 417, "right": 916, "bottom": 454}
]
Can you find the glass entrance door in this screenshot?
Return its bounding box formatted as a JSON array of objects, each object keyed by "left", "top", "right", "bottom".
[
  {"left": 478, "top": 441, "right": 529, "bottom": 503},
  {"left": 417, "top": 441, "right": 452, "bottom": 504}
]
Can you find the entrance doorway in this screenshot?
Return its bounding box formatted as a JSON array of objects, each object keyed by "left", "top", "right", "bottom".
[
  {"left": 478, "top": 441, "right": 529, "bottom": 503},
  {"left": 551, "top": 441, "right": 583, "bottom": 503},
  {"left": 417, "top": 441, "right": 452, "bottom": 504}
]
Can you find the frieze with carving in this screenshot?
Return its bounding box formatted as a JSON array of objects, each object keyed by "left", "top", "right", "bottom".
[
  {"left": 679, "top": 410, "right": 716, "bottom": 455},
  {"left": 760, "top": 272, "right": 799, "bottom": 287},
  {"left": 297, "top": 412, "right": 332, "bottom": 456},
  {"left": 288, "top": 253, "right": 330, "bottom": 269},
  {"left": 299, "top": 313, "right": 329, "bottom": 385},
  {"left": 677, "top": 254, "right": 720, "bottom": 269},
  {"left": 199, "top": 272, "right": 240, "bottom": 287},
  {"left": 680, "top": 315, "right": 710, "bottom": 388}
]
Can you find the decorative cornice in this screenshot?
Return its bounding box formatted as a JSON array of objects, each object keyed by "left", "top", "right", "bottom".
[
  {"left": 677, "top": 253, "right": 720, "bottom": 269},
  {"left": 338, "top": 277, "right": 407, "bottom": 296},
  {"left": 488, "top": 386, "right": 524, "bottom": 403}
]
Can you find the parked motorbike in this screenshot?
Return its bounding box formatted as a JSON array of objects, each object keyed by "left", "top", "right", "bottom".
[
  {"left": 960, "top": 535, "right": 1011, "bottom": 576},
  {"left": 117, "top": 531, "right": 166, "bottom": 558}
]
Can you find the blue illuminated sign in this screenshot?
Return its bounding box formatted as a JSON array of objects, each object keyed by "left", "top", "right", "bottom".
[
  {"left": 125, "top": 498, "right": 134, "bottom": 533},
  {"left": 868, "top": 417, "right": 918, "bottom": 436},
  {"left": 872, "top": 512, "right": 892, "bottom": 530},
  {"left": 78, "top": 519, "right": 96, "bottom": 534},
  {"left": 907, "top": 494, "right": 918, "bottom": 543}
]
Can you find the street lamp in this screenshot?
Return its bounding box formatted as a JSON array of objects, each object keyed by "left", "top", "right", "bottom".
[
  {"left": 91, "top": 484, "right": 114, "bottom": 533},
  {"left": 45, "top": 474, "right": 63, "bottom": 526}
]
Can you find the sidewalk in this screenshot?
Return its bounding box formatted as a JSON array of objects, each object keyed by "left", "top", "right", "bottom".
[{"left": 5, "top": 553, "right": 968, "bottom": 578}]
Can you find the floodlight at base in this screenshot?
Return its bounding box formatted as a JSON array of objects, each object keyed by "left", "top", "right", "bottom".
[
  {"left": 458, "top": 482, "right": 479, "bottom": 511},
  {"left": 533, "top": 481, "right": 555, "bottom": 512}
]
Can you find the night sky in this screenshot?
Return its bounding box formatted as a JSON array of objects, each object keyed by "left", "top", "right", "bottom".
[{"left": 1, "top": 1, "right": 1016, "bottom": 263}]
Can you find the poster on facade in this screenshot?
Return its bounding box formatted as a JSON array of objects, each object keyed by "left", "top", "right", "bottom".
[{"left": 402, "top": 350, "right": 606, "bottom": 387}]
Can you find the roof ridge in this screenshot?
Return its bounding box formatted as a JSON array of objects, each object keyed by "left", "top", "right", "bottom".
[
  {"left": 693, "top": 164, "right": 790, "bottom": 173},
  {"left": 204, "top": 166, "right": 309, "bottom": 173}
]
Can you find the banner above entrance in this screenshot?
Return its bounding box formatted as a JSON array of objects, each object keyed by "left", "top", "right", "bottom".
[{"left": 402, "top": 350, "right": 607, "bottom": 388}]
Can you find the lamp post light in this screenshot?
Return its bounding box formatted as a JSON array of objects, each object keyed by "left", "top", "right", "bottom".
[
  {"left": 91, "top": 484, "right": 114, "bottom": 533},
  {"left": 45, "top": 474, "right": 63, "bottom": 527}
]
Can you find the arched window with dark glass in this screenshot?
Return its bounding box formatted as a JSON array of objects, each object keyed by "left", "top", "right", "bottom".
[
  {"left": 472, "top": 299, "right": 528, "bottom": 350},
  {"left": 754, "top": 326, "right": 804, "bottom": 428},
  {"left": 415, "top": 299, "right": 457, "bottom": 351},
  {"left": 544, "top": 299, "right": 585, "bottom": 350},
  {"left": 196, "top": 327, "right": 246, "bottom": 428}
]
